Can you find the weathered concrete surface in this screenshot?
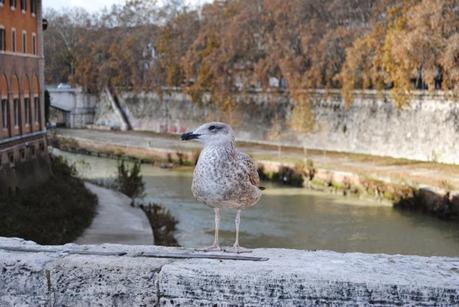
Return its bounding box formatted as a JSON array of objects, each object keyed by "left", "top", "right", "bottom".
[
  {"left": 53, "top": 88, "right": 459, "bottom": 164},
  {"left": 93, "top": 89, "right": 459, "bottom": 165},
  {"left": 76, "top": 183, "right": 153, "bottom": 245},
  {"left": 0, "top": 238, "right": 167, "bottom": 306},
  {"left": 1, "top": 237, "right": 458, "bottom": 306}
]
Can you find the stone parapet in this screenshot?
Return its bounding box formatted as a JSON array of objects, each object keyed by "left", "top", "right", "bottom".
[{"left": 1, "top": 237, "right": 458, "bottom": 306}]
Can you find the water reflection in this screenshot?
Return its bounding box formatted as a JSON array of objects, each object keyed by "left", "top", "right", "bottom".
[{"left": 55, "top": 149, "right": 459, "bottom": 257}]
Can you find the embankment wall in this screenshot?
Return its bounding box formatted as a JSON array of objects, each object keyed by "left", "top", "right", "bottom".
[{"left": 94, "top": 90, "right": 459, "bottom": 164}]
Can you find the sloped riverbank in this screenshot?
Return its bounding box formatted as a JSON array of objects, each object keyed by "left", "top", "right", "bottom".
[{"left": 50, "top": 128, "right": 459, "bottom": 220}]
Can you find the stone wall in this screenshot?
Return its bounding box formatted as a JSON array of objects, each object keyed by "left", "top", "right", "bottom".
[
  {"left": 91, "top": 89, "right": 459, "bottom": 164},
  {"left": 1, "top": 237, "right": 458, "bottom": 306}
]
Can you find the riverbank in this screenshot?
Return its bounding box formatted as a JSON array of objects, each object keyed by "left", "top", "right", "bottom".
[
  {"left": 0, "top": 155, "right": 97, "bottom": 245},
  {"left": 50, "top": 128, "right": 459, "bottom": 219},
  {"left": 1, "top": 237, "right": 458, "bottom": 305}
]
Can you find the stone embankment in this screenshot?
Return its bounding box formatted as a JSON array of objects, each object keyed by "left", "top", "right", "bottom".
[
  {"left": 1, "top": 237, "right": 458, "bottom": 306},
  {"left": 98, "top": 89, "right": 459, "bottom": 165},
  {"left": 49, "top": 128, "right": 459, "bottom": 220},
  {"left": 50, "top": 89, "right": 459, "bottom": 164}
]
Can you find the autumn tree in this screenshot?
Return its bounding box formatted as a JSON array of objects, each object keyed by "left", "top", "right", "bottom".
[
  {"left": 43, "top": 0, "right": 459, "bottom": 110},
  {"left": 43, "top": 8, "right": 93, "bottom": 85},
  {"left": 341, "top": 0, "right": 459, "bottom": 106}
]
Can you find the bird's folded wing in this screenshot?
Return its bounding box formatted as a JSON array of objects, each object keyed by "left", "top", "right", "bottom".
[{"left": 236, "top": 151, "right": 260, "bottom": 187}]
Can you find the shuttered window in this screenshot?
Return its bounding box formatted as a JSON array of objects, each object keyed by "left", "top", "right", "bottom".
[
  {"left": 30, "top": 0, "right": 36, "bottom": 14},
  {"left": 12, "top": 29, "right": 16, "bottom": 52},
  {"left": 22, "top": 31, "right": 26, "bottom": 53},
  {"left": 13, "top": 99, "right": 19, "bottom": 126},
  {"left": 33, "top": 97, "right": 40, "bottom": 123},
  {"left": 24, "top": 98, "right": 31, "bottom": 124},
  {"left": 1, "top": 99, "right": 8, "bottom": 129},
  {"left": 0, "top": 28, "right": 5, "bottom": 51},
  {"left": 32, "top": 34, "right": 36, "bottom": 54}
]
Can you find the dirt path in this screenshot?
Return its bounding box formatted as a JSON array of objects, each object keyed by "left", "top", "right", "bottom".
[
  {"left": 55, "top": 128, "right": 459, "bottom": 191},
  {"left": 76, "top": 182, "right": 153, "bottom": 245}
]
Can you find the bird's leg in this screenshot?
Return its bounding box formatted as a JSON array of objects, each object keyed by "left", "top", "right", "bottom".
[
  {"left": 213, "top": 207, "right": 221, "bottom": 247},
  {"left": 225, "top": 209, "right": 252, "bottom": 254},
  {"left": 234, "top": 209, "right": 241, "bottom": 247},
  {"left": 196, "top": 208, "right": 222, "bottom": 252}
]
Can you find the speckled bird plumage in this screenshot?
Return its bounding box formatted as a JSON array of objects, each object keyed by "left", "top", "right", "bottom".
[
  {"left": 181, "top": 121, "right": 263, "bottom": 253},
  {"left": 192, "top": 142, "right": 262, "bottom": 209}
]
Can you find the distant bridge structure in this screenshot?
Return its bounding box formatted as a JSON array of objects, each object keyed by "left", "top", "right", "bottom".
[{"left": 47, "top": 85, "right": 96, "bottom": 128}]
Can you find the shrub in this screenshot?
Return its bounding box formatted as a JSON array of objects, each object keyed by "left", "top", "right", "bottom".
[
  {"left": 115, "top": 159, "right": 145, "bottom": 198},
  {"left": 0, "top": 155, "right": 97, "bottom": 245},
  {"left": 257, "top": 165, "right": 270, "bottom": 181},
  {"left": 272, "top": 165, "right": 304, "bottom": 187},
  {"left": 305, "top": 159, "right": 316, "bottom": 180}
]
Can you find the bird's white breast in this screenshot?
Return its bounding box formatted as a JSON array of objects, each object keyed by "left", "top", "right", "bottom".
[{"left": 191, "top": 144, "right": 261, "bottom": 209}]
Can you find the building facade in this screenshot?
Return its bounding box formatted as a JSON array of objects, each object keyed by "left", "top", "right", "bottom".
[{"left": 0, "top": 0, "right": 49, "bottom": 194}]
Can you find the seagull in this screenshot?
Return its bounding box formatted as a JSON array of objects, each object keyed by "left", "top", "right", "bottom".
[{"left": 181, "top": 122, "right": 263, "bottom": 253}]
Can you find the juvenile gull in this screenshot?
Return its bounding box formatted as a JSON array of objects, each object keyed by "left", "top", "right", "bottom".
[{"left": 181, "top": 122, "right": 263, "bottom": 253}]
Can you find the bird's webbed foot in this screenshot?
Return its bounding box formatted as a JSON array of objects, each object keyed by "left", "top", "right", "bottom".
[
  {"left": 195, "top": 243, "right": 222, "bottom": 252},
  {"left": 224, "top": 244, "right": 252, "bottom": 254}
]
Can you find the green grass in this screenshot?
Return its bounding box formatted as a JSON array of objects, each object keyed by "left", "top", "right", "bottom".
[{"left": 0, "top": 156, "right": 98, "bottom": 245}]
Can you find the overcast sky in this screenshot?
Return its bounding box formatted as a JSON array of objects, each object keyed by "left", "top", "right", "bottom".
[{"left": 44, "top": 0, "right": 212, "bottom": 13}]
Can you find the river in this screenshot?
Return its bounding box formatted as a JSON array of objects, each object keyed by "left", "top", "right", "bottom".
[{"left": 56, "top": 150, "right": 459, "bottom": 257}]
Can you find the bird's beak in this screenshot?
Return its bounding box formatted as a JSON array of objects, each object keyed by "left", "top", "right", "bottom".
[{"left": 181, "top": 132, "right": 200, "bottom": 141}]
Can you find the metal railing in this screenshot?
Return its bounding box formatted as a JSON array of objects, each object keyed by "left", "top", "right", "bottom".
[{"left": 0, "top": 130, "right": 46, "bottom": 145}]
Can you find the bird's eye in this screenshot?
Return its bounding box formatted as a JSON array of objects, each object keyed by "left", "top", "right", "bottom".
[{"left": 209, "top": 125, "right": 216, "bottom": 131}]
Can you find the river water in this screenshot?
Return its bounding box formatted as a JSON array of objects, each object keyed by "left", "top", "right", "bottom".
[{"left": 56, "top": 150, "right": 459, "bottom": 257}]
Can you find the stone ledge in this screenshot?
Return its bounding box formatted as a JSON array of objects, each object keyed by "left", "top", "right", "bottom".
[{"left": 0, "top": 237, "right": 458, "bottom": 306}]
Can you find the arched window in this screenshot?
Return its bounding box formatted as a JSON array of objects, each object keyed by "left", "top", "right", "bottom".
[
  {"left": 0, "top": 74, "right": 7, "bottom": 97},
  {"left": 32, "top": 74, "right": 40, "bottom": 128},
  {"left": 21, "top": 31, "right": 26, "bottom": 53},
  {"left": 0, "top": 74, "right": 8, "bottom": 130},
  {"left": 31, "top": 33, "right": 36, "bottom": 55},
  {"left": 30, "top": 0, "right": 37, "bottom": 15},
  {"left": 0, "top": 25, "right": 5, "bottom": 51},
  {"left": 11, "top": 75, "right": 20, "bottom": 129},
  {"left": 12, "top": 28, "right": 16, "bottom": 52},
  {"left": 23, "top": 75, "right": 31, "bottom": 126}
]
